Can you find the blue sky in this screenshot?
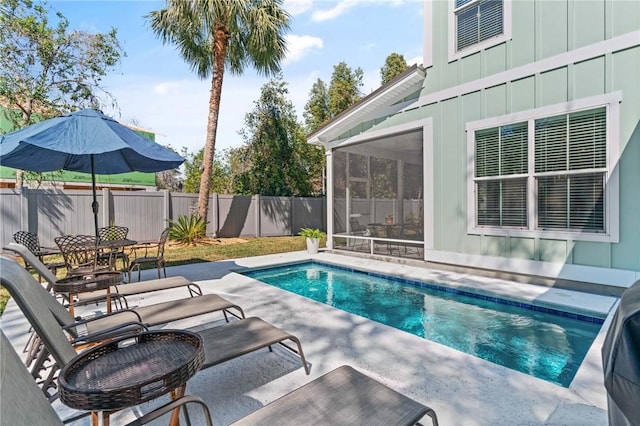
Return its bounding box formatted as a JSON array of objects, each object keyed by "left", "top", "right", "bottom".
[{"left": 51, "top": 0, "right": 424, "bottom": 154}]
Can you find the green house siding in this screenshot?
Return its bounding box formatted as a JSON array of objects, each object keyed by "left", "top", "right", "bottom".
[
  {"left": 406, "top": 0, "right": 640, "bottom": 276},
  {"left": 315, "top": 1, "right": 640, "bottom": 285}
]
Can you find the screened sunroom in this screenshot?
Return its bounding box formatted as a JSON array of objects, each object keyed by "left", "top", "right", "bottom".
[{"left": 331, "top": 130, "right": 424, "bottom": 259}]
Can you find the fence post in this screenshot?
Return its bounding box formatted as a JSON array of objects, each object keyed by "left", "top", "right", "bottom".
[
  {"left": 254, "top": 194, "right": 261, "bottom": 237},
  {"left": 102, "top": 188, "right": 111, "bottom": 227},
  {"left": 20, "top": 186, "right": 29, "bottom": 231},
  {"left": 163, "top": 190, "right": 170, "bottom": 228},
  {"left": 289, "top": 196, "right": 294, "bottom": 236},
  {"left": 211, "top": 193, "right": 218, "bottom": 238}
]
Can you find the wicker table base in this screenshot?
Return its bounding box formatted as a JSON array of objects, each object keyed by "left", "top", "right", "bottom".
[{"left": 53, "top": 272, "right": 123, "bottom": 316}]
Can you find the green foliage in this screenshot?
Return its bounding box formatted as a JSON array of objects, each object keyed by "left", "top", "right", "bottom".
[
  {"left": 237, "top": 75, "right": 321, "bottom": 196},
  {"left": 181, "top": 147, "right": 236, "bottom": 194},
  {"left": 298, "top": 228, "right": 325, "bottom": 239},
  {"left": 166, "top": 214, "right": 208, "bottom": 245},
  {"left": 147, "top": 0, "right": 290, "bottom": 220},
  {"left": 380, "top": 52, "right": 408, "bottom": 85},
  {"left": 0, "top": 0, "right": 125, "bottom": 130},
  {"left": 303, "top": 78, "right": 330, "bottom": 133},
  {"left": 327, "top": 62, "right": 363, "bottom": 117}
]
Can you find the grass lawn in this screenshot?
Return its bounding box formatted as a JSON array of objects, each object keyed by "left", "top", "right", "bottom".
[{"left": 0, "top": 235, "right": 320, "bottom": 315}]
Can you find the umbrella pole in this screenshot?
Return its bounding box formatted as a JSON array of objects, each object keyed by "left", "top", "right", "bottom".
[
  {"left": 91, "top": 154, "right": 100, "bottom": 240},
  {"left": 90, "top": 155, "right": 101, "bottom": 270}
]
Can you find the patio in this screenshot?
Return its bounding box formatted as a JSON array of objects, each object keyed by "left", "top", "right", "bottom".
[{"left": 0, "top": 250, "right": 615, "bottom": 425}]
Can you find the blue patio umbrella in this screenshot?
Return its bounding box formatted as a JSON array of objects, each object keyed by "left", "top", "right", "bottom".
[{"left": 0, "top": 109, "right": 184, "bottom": 238}]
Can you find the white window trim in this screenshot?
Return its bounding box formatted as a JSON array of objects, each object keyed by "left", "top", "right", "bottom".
[
  {"left": 465, "top": 92, "right": 622, "bottom": 243},
  {"left": 448, "top": 0, "right": 512, "bottom": 63}
]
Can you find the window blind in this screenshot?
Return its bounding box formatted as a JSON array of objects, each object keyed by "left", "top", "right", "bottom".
[
  {"left": 535, "top": 107, "right": 606, "bottom": 231},
  {"left": 477, "top": 178, "right": 527, "bottom": 227},
  {"left": 457, "top": 0, "right": 504, "bottom": 51}
]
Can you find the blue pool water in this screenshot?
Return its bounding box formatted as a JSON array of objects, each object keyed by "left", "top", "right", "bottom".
[{"left": 242, "top": 261, "right": 603, "bottom": 387}]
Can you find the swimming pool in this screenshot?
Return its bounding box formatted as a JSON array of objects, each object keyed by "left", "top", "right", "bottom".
[{"left": 242, "top": 261, "right": 604, "bottom": 387}]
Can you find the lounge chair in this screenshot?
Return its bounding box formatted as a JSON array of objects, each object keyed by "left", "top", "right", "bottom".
[
  {"left": 231, "top": 365, "right": 438, "bottom": 426},
  {"left": 0, "top": 330, "right": 213, "bottom": 426},
  {"left": 5, "top": 242, "right": 203, "bottom": 311},
  {"left": 0, "top": 256, "right": 308, "bottom": 396},
  {"left": 3, "top": 325, "right": 434, "bottom": 426},
  {"left": 2, "top": 258, "right": 435, "bottom": 426},
  {"left": 0, "top": 252, "right": 244, "bottom": 345}
]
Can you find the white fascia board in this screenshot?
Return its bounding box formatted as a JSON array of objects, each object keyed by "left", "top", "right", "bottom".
[{"left": 308, "top": 68, "right": 426, "bottom": 145}]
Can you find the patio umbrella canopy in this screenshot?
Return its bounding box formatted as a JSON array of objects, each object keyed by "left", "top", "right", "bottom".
[{"left": 0, "top": 109, "right": 184, "bottom": 238}]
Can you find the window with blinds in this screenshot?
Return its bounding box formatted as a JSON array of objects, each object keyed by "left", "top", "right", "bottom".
[
  {"left": 473, "top": 107, "right": 607, "bottom": 233},
  {"left": 534, "top": 107, "right": 606, "bottom": 231},
  {"left": 475, "top": 123, "right": 528, "bottom": 227},
  {"left": 455, "top": 0, "right": 504, "bottom": 51}
]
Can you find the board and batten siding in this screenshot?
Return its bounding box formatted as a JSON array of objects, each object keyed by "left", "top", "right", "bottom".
[{"left": 318, "top": 0, "right": 639, "bottom": 285}]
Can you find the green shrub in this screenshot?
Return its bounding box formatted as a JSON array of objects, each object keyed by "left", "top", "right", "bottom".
[
  {"left": 166, "top": 214, "right": 208, "bottom": 245},
  {"left": 298, "top": 228, "right": 325, "bottom": 239}
]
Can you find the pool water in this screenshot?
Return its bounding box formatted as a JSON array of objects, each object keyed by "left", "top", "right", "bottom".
[{"left": 242, "top": 262, "right": 603, "bottom": 387}]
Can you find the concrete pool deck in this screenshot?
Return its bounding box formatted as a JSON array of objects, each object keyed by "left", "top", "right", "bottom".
[{"left": 1, "top": 250, "right": 619, "bottom": 425}]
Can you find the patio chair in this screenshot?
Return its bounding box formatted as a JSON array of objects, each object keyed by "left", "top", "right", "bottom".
[
  {"left": 128, "top": 228, "right": 170, "bottom": 282},
  {"left": 230, "top": 365, "right": 438, "bottom": 426},
  {"left": 55, "top": 234, "right": 112, "bottom": 277},
  {"left": 0, "top": 256, "right": 308, "bottom": 399},
  {"left": 349, "top": 218, "right": 369, "bottom": 250},
  {"left": 5, "top": 243, "right": 203, "bottom": 312},
  {"left": 98, "top": 225, "right": 130, "bottom": 271},
  {"left": 13, "top": 230, "right": 66, "bottom": 276},
  {"left": 0, "top": 330, "right": 213, "bottom": 426}
]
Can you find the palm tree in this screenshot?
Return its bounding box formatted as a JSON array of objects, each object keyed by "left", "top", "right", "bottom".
[{"left": 147, "top": 0, "right": 290, "bottom": 220}]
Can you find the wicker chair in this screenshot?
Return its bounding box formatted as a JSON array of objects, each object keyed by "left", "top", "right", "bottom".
[
  {"left": 13, "top": 231, "right": 66, "bottom": 276},
  {"left": 128, "top": 228, "right": 170, "bottom": 282},
  {"left": 98, "top": 225, "right": 130, "bottom": 270},
  {"left": 54, "top": 235, "right": 112, "bottom": 277}
]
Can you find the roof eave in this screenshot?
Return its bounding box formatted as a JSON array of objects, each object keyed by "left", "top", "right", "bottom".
[{"left": 308, "top": 65, "right": 426, "bottom": 145}]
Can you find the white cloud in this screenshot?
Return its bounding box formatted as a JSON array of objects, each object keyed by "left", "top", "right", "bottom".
[
  {"left": 311, "top": 1, "right": 354, "bottom": 22},
  {"left": 284, "top": 34, "right": 323, "bottom": 65},
  {"left": 283, "top": 0, "right": 314, "bottom": 15},
  {"left": 311, "top": 0, "right": 407, "bottom": 22}
]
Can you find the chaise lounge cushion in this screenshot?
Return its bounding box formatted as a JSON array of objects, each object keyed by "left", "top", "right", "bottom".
[{"left": 231, "top": 365, "right": 438, "bottom": 426}]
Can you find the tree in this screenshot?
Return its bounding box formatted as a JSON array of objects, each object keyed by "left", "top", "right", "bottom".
[
  {"left": 327, "top": 62, "right": 363, "bottom": 117},
  {"left": 182, "top": 147, "right": 235, "bottom": 194},
  {"left": 147, "top": 0, "right": 290, "bottom": 221},
  {"left": 380, "top": 52, "right": 408, "bottom": 85},
  {"left": 236, "top": 76, "right": 322, "bottom": 196},
  {"left": 156, "top": 146, "right": 183, "bottom": 191},
  {"left": 0, "top": 0, "right": 124, "bottom": 129},
  {"left": 303, "top": 78, "right": 329, "bottom": 133}
]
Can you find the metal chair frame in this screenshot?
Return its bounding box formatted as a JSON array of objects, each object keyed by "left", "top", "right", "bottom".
[{"left": 128, "top": 228, "right": 170, "bottom": 282}]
